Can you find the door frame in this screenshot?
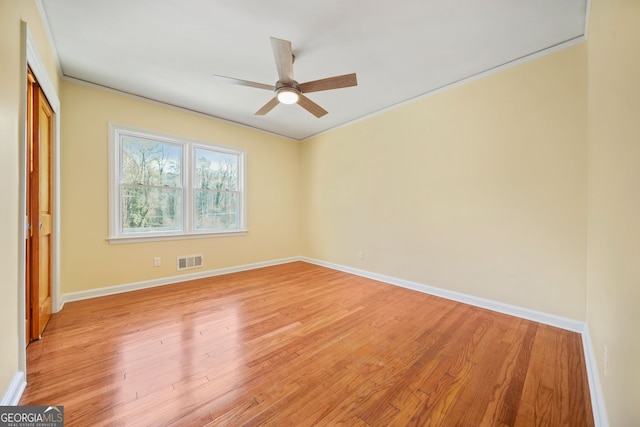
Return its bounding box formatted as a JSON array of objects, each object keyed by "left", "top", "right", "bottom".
[{"left": 18, "top": 22, "right": 61, "bottom": 370}]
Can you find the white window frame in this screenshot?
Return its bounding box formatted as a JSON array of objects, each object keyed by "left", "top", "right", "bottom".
[{"left": 108, "top": 123, "right": 247, "bottom": 243}]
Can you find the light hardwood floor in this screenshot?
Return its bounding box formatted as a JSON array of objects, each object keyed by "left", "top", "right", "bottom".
[{"left": 20, "top": 261, "right": 594, "bottom": 426}]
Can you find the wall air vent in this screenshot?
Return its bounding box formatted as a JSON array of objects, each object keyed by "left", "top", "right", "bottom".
[{"left": 177, "top": 254, "right": 203, "bottom": 271}]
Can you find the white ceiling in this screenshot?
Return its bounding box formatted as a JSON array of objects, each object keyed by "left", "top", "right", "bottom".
[{"left": 40, "top": 0, "right": 588, "bottom": 140}]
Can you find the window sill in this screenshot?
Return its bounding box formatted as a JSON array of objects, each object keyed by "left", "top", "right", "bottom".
[{"left": 107, "top": 229, "right": 248, "bottom": 245}]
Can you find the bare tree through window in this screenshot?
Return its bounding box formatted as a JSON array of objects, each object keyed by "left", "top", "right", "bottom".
[
  {"left": 121, "top": 136, "right": 182, "bottom": 233},
  {"left": 194, "top": 148, "right": 239, "bottom": 230}
]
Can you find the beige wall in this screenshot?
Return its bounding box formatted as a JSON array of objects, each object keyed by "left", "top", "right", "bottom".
[
  {"left": 301, "top": 44, "right": 588, "bottom": 320},
  {"left": 586, "top": 0, "right": 640, "bottom": 424},
  {"left": 60, "top": 81, "right": 301, "bottom": 294},
  {"left": 0, "top": 0, "right": 60, "bottom": 399}
]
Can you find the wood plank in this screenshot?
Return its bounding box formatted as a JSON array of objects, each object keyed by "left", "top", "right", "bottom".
[{"left": 20, "top": 261, "right": 594, "bottom": 426}]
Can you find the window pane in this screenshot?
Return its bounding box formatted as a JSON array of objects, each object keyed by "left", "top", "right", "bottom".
[
  {"left": 122, "top": 186, "right": 183, "bottom": 233},
  {"left": 194, "top": 148, "right": 238, "bottom": 191},
  {"left": 121, "top": 136, "right": 182, "bottom": 187},
  {"left": 194, "top": 190, "right": 239, "bottom": 230}
]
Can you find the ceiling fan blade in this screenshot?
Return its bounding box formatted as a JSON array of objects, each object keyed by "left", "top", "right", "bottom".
[
  {"left": 270, "top": 37, "right": 294, "bottom": 84},
  {"left": 213, "top": 75, "right": 275, "bottom": 91},
  {"left": 297, "top": 94, "right": 328, "bottom": 118},
  {"left": 299, "top": 73, "right": 358, "bottom": 93},
  {"left": 255, "top": 97, "right": 280, "bottom": 116}
]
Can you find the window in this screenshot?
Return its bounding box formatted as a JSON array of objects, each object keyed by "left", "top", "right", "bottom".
[{"left": 109, "top": 124, "right": 246, "bottom": 242}]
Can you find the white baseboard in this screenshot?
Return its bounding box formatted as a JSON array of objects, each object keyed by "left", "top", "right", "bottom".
[
  {"left": 581, "top": 324, "right": 610, "bottom": 427},
  {"left": 301, "top": 257, "right": 584, "bottom": 332},
  {"left": 61, "top": 256, "right": 302, "bottom": 305},
  {"left": 1, "top": 371, "right": 26, "bottom": 405}
]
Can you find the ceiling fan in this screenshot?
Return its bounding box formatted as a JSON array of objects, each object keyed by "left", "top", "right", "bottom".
[{"left": 213, "top": 37, "right": 357, "bottom": 118}]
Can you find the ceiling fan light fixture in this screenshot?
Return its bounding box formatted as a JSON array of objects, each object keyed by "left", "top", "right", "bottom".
[{"left": 277, "top": 87, "right": 299, "bottom": 104}]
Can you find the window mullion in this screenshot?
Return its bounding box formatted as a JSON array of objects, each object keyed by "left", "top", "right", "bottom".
[{"left": 184, "top": 141, "right": 192, "bottom": 234}]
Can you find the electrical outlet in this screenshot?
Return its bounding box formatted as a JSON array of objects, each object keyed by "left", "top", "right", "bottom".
[
  {"left": 153, "top": 257, "right": 161, "bottom": 267},
  {"left": 358, "top": 251, "right": 364, "bottom": 261},
  {"left": 603, "top": 345, "right": 609, "bottom": 376}
]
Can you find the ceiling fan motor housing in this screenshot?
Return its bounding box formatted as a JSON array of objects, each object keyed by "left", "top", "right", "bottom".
[{"left": 275, "top": 81, "right": 301, "bottom": 104}]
